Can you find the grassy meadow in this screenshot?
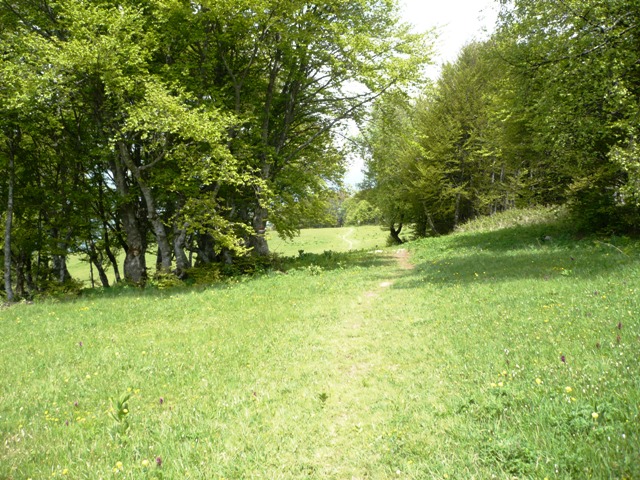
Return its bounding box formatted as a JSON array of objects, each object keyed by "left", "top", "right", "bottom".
[
  {"left": 268, "top": 225, "right": 387, "bottom": 256},
  {"left": 1, "top": 210, "right": 639, "bottom": 479}
]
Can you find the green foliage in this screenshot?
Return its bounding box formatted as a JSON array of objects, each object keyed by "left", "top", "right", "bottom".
[
  {"left": 345, "top": 199, "right": 381, "bottom": 226},
  {"left": 0, "top": 0, "right": 432, "bottom": 294},
  {"left": 362, "top": 0, "right": 640, "bottom": 237},
  {"left": 32, "top": 278, "right": 85, "bottom": 301},
  {"left": 455, "top": 205, "right": 565, "bottom": 233},
  {"left": 363, "top": 42, "right": 521, "bottom": 237},
  {"left": 147, "top": 272, "right": 185, "bottom": 290},
  {"left": 183, "top": 264, "right": 223, "bottom": 286},
  {"left": 359, "top": 90, "right": 422, "bottom": 232},
  {"left": 495, "top": 0, "right": 640, "bottom": 230}
]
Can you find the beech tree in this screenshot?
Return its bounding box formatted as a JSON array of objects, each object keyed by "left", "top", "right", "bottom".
[
  {"left": 156, "top": 0, "right": 431, "bottom": 254},
  {"left": 363, "top": 0, "right": 640, "bottom": 237},
  {"left": 360, "top": 90, "right": 420, "bottom": 242},
  {"left": 0, "top": 0, "right": 431, "bottom": 296}
]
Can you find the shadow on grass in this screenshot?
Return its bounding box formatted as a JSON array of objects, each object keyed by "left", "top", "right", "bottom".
[
  {"left": 444, "top": 222, "right": 577, "bottom": 253},
  {"left": 274, "top": 249, "right": 395, "bottom": 271},
  {"left": 394, "top": 224, "right": 637, "bottom": 289}
]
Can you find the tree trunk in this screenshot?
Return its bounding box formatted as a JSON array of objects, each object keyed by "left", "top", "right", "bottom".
[
  {"left": 194, "top": 233, "right": 217, "bottom": 266},
  {"left": 97, "top": 183, "right": 122, "bottom": 283},
  {"left": 102, "top": 223, "right": 121, "bottom": 283},
  {"left": 244, "top": 52, "right": 280, "bottom": 258},
  {"left": 91, "top": 258, "right": 110, "bottom": 288},
  {"left": 15, "top": 254, "right": 25, "bottom": 298},
  {"left": 247, "top": 205, "right": 270, "bottom": 256},
  {"left": 111, "top": 155, "right": 147, "bottom": 285},
  {"left": 173, "top": 223, "right": 190, "bottom": 278},
  {"left": 118, "top": 141, "right": 172, "bottom": 273},
  {"left": 389, "top": 222, "right": 404, "bottom": 245},
  {"left": 121, "top": 208, "right": 146, "bottom": 285},
  {"left": 3, "top": 136, "right": 15, "bottom": 302},
  {"left": 88, "top": 240, "right": 110, "bottom": 288},
  {"left": 24, "top": 252, "right": 35, "bottom": 297},
  {"left": 52, "top": 229, "right": 73, "bottom": 283}
]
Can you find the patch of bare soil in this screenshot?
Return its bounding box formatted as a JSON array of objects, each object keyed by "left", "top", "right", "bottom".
[
  {"left": 364, "top": 249, "right": 414, "bottom": 294},
  {"left": 394, "top": 248, "right": 414, "bottom": 270}
]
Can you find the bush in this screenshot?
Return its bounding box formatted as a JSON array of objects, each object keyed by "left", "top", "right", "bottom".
[{"left": 33, "top": 278, "right": 85, "bottom": 300}]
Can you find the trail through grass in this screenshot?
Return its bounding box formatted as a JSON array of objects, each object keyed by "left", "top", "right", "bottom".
[
  {"left": 339, "top": 227, "right": 356, "bottom": 250},
  {"left": 2, "top": 212, "right": 640, "bottom": 478},
  {"left": 268, "top": 225, "right": 385, "bottom": 256}
]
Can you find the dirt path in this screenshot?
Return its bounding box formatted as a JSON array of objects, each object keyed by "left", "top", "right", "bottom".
[
  {"left": 394, "top": 248, "right": 414, "bottom": 271},
  {"left": 377, "top": 249, "right": 414, "bottom": 289},
  {"left": 313, "top": 248, "right": 419, "bottom": 476},
  {"left": 340, "top": 227, "right": 355, "bottom": 250}
]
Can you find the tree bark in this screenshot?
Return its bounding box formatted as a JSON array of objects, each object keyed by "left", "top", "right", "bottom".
[
  {"left": 51, "top": 228, "right": 73, "bottom": 283},
  {"left": 102, "top": 222, "right": 121, "bottom": 283},
  {"left": 173, "top": 223, "right": 190, "bottom": 278},
  {"left": 111, "top": 155, "right": 147, "bottom": 285},
  {"left": 23, "top": 251, "right": 35, "bottom": 297},
  {"left": 3, "top": 136, "right": 15, "bottom": 302},
  {"left": 243, "top": 52, "right": 281, "bottom": 258},
  {"left": 96, "top": 183, "right": 122, "bottom": 283},
  {"left": 389, "top": 222, "right": 404, "bottom": 245},
  {"left": 247, "top": 205, "right": 270, "bottom": 256},
  {"left": 87, "top": 239, "right": 110, "bottom": 288},
  {"left": 194, "top": 233, "right": 217, "bottom": 266},
  {"left": 118, "top": 141, "right": 172, "bottom": 273},
  {"left": 423, "top": 205, "right": 440, "bottom": 236}
]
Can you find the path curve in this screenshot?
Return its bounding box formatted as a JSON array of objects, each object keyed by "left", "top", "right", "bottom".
[{"left": 340, "top": 227, "right": 355, "bottom": 250}]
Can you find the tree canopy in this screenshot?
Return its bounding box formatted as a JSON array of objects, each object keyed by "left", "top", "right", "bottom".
[
  {"left": 5, "top": 0, "right": 638, "bottom": 299},
  {"left": 361, "top": 0, "right": 640, "bottom": 240},
  {"left": 0, "top": 0, "right": 430, "bottom": 297}
]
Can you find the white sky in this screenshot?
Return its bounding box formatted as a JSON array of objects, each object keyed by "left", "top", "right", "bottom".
[
  {"left": 344, "top": 0, "right": 499, "bottom": 187},
  {"left": 402, "top": 0, "right": 499, "bottom": 70}
]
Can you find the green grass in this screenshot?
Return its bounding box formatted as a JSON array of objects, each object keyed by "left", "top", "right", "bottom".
[
  {"left": 268, "top": 225, "right": 387, "bottom": 256},
  {"left": 1, "top": 209, "right": 639, "bottom": 478},
  {"left": 66, "top": 253, "right": 158, "bottom": 288}
]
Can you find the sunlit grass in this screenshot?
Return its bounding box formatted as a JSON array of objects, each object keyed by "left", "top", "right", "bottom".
[
  {"left": 268, "top": 225, "right": 386, "bottom": 256},
  {"left": 1, "top": 209, "right": 639, "bottom": 478}
]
